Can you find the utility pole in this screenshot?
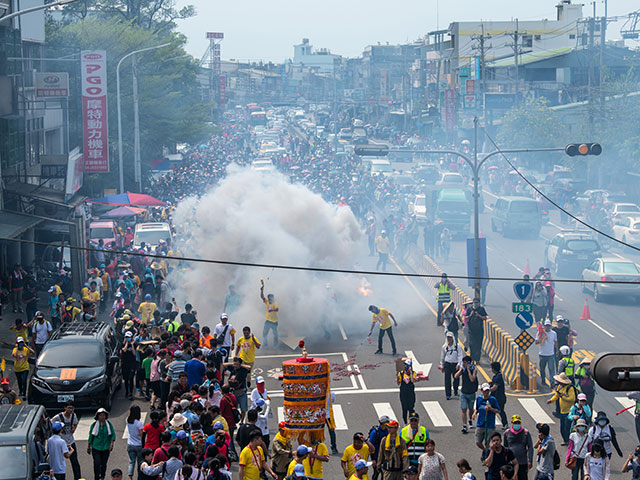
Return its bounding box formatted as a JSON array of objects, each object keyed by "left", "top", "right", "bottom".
[
  {"left": 132, "top": 53, "right": 141, "bottom": 192},
  {"left": 472, "top": 24, "right": 490, "bottom": 119},
  {"left": 507, "top": 19, "right": 520, "bottom": 107},
  {"left": 587, "top": 12, "right": 595, "bottom": 135},
  {"left": 599, "top": 0, "right": 607, "bottom": 110}
]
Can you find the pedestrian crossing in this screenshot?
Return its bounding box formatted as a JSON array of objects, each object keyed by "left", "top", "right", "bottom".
[{"left": 66, "top": 396, "right": 633, "bottom": 442}]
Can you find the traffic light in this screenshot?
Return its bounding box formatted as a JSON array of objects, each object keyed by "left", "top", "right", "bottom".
[
  {"left": 565, "top": 143, "right": 602, "bottom": 156},
  {"left": 354, "top": 144, "right": 390, "bottom": 157},
  {"left": 591, "top": 352, "right": 640, "bottom": 391}
]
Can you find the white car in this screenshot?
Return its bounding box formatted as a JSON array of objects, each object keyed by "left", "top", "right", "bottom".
[
  {"left": 133, "top": 222, "right": 172, "bottom": 252},
  {"left": 612, "top": 216, "right": 640, "bottom": 245},
  {"left": 251, "top": 159, "right": 276, "bottom": 172},
  {"left": 411, "top": 194, "right": 427, "bottom": 223},
  {"left": 370, "top": 159, "right": 393, "bottom": 176},
  {"left": 610, "top": 203, "right": 640, "bottom": 222},
  {"left": 437, "top": 172, "right": 464, "bottom": 185},
  {"left": 582, "top": 257, "right": 640, "bottom": 302}
]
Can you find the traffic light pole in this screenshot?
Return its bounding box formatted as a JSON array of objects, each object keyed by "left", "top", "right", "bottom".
[{"left": 374, "top": 118, "right": 565, "bottom": 299}]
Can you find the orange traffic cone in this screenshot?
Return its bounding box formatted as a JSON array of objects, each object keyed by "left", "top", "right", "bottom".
[
  {"left": 581, "top": 297, "right": 591, "bottom": 320},
  {"left": 524, "top": 258, "right": 530, "bottom": 277}
]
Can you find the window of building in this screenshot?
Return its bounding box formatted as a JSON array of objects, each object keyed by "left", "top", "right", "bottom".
[{"left": 522, "top": 35, "right": 533, "bottom": 48}]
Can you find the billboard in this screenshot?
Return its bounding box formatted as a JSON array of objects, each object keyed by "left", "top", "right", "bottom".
[
  {"left": 81, "top": 50, "right": 109, "bottom": 173},
  {"left": 35, "top": 72, "right": 69, "bottom": 98}
]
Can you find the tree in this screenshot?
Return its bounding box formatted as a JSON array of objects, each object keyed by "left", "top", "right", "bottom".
[{"left": 46, "top": 17, "right": 212, "bottom": 193}]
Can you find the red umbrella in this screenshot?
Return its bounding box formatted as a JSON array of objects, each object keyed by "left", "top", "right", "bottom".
[{"left": 90, "top": 193, "right": 167, "bottom": 207}]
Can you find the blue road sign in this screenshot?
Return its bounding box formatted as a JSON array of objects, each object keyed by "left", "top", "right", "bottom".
[
  {"left": 515, "top": 311, "right": 534, "bottom": 330},
  {"left": 513, "top": 281, "right": 532, "bottom": 301}
]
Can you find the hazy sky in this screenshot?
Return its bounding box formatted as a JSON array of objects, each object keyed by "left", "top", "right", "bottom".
[{"left": 176, "top": 0, "right": 640, "bottom": 62}]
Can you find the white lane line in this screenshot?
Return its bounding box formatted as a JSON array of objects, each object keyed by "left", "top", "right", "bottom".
[
  {"left": 373, "top": 402, "right": 399, "bottom": 422},
  {"left": 615, "top": 397, "right": 636, "bottom": 416},
  {"left": 332, "top": 404, "right": 348, "bottom": 430},
  {"left": 123, "top": 412, "right": 147, "bottom": 439},
  {"left": 405, "top": 350, "right": 432, "bottom": 378},
  {"left": 548, "top": 222, "right": 563, "bottom": 230},
  {"left": 518, "top": 398, "right": 555, "bottom": 425},
  {"left": 587, "top": 319, "right": 615, "bottom": 338},
  {"left": 353, "top": 364, "right": 368, "bottom": 391},
  {"left": 508, "top": 261, "right": 523, "bottom": 273},
  {"left": 268, "top": 386, "right": 445, "bottom": 398},
  {"left": 421, "top": 401, "right": 452, "bottom": 427},
  {"left": 342, "top": 352, "right": 360, "bottom": 390},
  {"left": 278, "top": 406, "right": 285, "bottom": 423},
  {"left": 483, "top": 189, "right": 498, "bottom": 199},
  {"left": 74, "top": 418, "right": 96, "bottom": 442},
  {"left": 338, "top": 323, "right": 348, "bottom": 340}
]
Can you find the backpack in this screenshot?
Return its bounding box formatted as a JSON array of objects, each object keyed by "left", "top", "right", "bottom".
[
  {"left": 191, "top": 431, "right": 206, "bottom": 458},
  {"left": 579, "top": 371, "right": 595, "bottom": 393},
  {"left": 61, "top": 309, "right": 73, "bottom": 323},
  {"left": 553, "top": 449, "right": 561, "bottom": 470}
]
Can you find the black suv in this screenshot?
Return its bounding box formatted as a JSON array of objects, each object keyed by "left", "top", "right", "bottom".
[
  {"left": 28, "top": 322, "right": 122, "bottom": 411},
  {"left": 544, "top": 231, "right": 602, "bottom": 275}
]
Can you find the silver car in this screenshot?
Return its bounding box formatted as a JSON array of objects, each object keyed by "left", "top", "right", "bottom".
[{"left": 582, "top": 257, "right": 640, "bottom": 302}]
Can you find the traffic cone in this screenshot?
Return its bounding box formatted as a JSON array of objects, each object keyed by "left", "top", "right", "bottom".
[
  {"left": 581, "top": 297, "right": 591, "bottom": 320},
  {"left": 524, "top": 258, "right": 530, "bottom": 277}
]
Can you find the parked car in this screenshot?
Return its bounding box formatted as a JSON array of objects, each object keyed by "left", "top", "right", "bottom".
[
  {"left": 612, "top": 216, "right": 640, "bottom": 245},
  {"left": 0, "top": 405, "right": 50, "bottom": 480},
  {"left": 28, "top": 322, "right": 122, "bottom": 410},
  {"left": 581, "top": 257, "right": 640, "bottom": 302},
  {"left": 544, "top": 231, "right": 602, "bottom": 275}
]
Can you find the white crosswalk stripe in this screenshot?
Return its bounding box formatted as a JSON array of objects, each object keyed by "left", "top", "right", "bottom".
[
  {"left": 74, "top": 418, "right": 95, "bottom": 442},
  {"left": 615, "top": 396, "right": 636, "bottom": 416},
  {"left": 404, "top": 350, "right": 432, "bottom": 379},
  {"left": 373, "top": 402, "right": 398, "bottom": 422},
  {"left": 518, "top": 398, "right": 555, "bottom": 424},
  {"left": 123, "top": 412, "right": 147, "bottom": 439},
  {"left": 278, "top": 405, "right": 349, "bottom": 431},
  {"left": 421, "top": 400, "right": 452, "bottom": 427}
]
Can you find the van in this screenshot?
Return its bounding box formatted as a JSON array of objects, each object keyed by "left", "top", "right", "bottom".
[
  {"left": 89, "top": 220, "right": 121, "bottom": 247},
  {"left": 491, "top": 196, "right": 542, "bottom": 237},
  {"left": 133, "top": 222, "right": 171, "bottom": 251},
  {"left": 0, "top": 405, "right": 50, "bottom": 480}
]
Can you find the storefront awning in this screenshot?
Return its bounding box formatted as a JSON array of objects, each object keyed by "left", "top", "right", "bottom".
[{"left": 0, "top": 210, "right": 44, "bottom": 239}]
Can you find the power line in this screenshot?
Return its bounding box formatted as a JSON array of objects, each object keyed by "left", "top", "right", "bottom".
[
  {"left": 3, "top": 235, "right": 640, "bottom": 285},
  {"left": 481, "top": 127, "right": 640, "bottom": 254}
]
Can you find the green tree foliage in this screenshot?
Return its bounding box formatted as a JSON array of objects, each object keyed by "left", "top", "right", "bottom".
[{"left": 46, "top": 17, "right": 211, "bottom": 192}]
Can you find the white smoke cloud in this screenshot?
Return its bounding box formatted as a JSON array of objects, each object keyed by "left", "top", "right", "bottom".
[{"left": 168, "top": 165, "right": 366, "bottom": 343}]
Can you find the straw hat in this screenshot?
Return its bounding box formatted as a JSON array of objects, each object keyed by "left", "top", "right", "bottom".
[
  {"left": 553, "top": 372, "right": 572, "bottom": 385},
  {"left": 170, "top": 413, "right": 187, "bottom": 429}
]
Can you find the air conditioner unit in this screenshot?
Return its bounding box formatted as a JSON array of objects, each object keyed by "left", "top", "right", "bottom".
[{"left": 0, "top": 2, "right": 10, "bottom": 14}]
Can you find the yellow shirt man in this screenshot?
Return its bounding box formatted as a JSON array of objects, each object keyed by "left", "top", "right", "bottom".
[
  {"left": 375, "top": 235, "right": 389, "bottom": 254},
  {"left": 342, "top": 444, "right": 370, "bottom": 480},
  {"left": 12, "top": 345, "right": 33, "bottom": 373},
  {"left": 83, "top": 289, "right": 100, "bottom": 304},
  {"left": 305, "top": 442, "right": 329, "bottom": 479},
  {"left": 236, "top": 334, "right": 260, "bottom": 365},
  {"left": 372, "top": 308, "right": 393, "bottom": 330},
  {"left": 239, "top": 445, "right": 265, "bottom": 480},
  {"left": 264, "top": 298, "right": 278, "bottom": 323},
  {"left": 137, "top": 301, "right": 158, "bottom": 325}
]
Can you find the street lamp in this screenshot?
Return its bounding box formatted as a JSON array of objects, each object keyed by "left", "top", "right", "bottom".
[
  {"left": 0, "top": 0, "right": 78, "bottom": 24},
  {"left": 116, "top": 43, "right": 170, "bottom": 194}
]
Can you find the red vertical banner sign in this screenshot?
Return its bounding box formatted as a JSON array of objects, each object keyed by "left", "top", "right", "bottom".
[
  {"left": 219, "top": 75, "right": 226, "bottom": 104},
  {"left": 81, "top": 50, "right": 109, "bottom": 173},
  {"left": 444, "top": 88, "right": 455, "bottom": 134}
]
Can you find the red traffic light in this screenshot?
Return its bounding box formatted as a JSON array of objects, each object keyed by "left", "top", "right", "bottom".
[{"left": 565, "top": 142, "right": 602, "bottom": 156}]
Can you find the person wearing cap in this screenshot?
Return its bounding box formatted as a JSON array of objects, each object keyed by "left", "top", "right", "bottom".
[
  {"left": 397, "top": 359, "right": 421, "bottom": 424},
  {"left": 568, "top": 393, "right": 592, "bottom": 432},
  {"left": 566, "top": 418, "right": 589, "bottom": 480},
  {"left": 285, "top": 463, "right": 308, "bottom": 480},
  {"left": 552, "top": 316, "right": 576, "bottom": 361},
  {"left": 11, "top": 336, "right": 34, "bottom": 398},
  {"left": 239, "top": 430, "right": 277, "bottom": 480},
  {"left": 47, "top": 421, "right": 74, "bottom": 480},
  {"left": 535, "top": 320, "right": 558, "bottom": 388},
  {"left": 402, "top": 464, "right": 418, "bottom": 480},
  {"left": 286, "top": 445, "right": 311, "bottom": 477},
  {"left": 251, "top": 376, "right": 269, "bottom": 410},
  {"left": 342, "top": 432, "right": 375, "bottom": 480},
  {"left": 51, "top": 402, "right": 81, "bottom": 480},
  {"left": 533, "top": 423, "right": 555, "bottom": 479},
  {"left": 555, "top": 345, "right": 575, "bottom": 393},
  {"left": 473, "top": 383, "right": 501, "bottom": 450},
  {"left": 503, "top": 415, "right": 533, "bottom": 480},
  {"left": 575, "top": 357, "right": 596, "bottom": 411},
  {"left": 455, "top": 355, "right": 478, "bottom": 434},
  {"left": 375, "top": 229, "right": 390, "bottom": 272},
  {"left": 546, "top": 372, "right": 576, "bottom": 445},
  {"left": 379, "top": 420, "right": 409, "bottom": 479},
  {"left": 83, "top": 281, "right": 101, "bottom": 313},
  {"left": 587, "top": 411, "right": 623, "bottom": 458},
  {"left": 210, "top": 404, "right": 230, "bottom": 434},
  {"left": 463, "top": 298, "right": 487, "bottom": 363},
  {"left": 368, "top": 305, "right": 398, "bottom": 356},
  {"left": 121, "top": 330, "right": 137, "bottom": 400},
  {"left": 214, "top": 313, "right": 236, "bottom": 361},
  {"left": 351, "top": 459, "right": 373, "bottom": 480},
  {"left": 64, "top": 297, "right": 82, "bottom": 323},
  {"left": 88, "top": 408, "right": 116, "bottom": 480},
  {"left": 137, "top": 294, "right": 158, "bottom": 326},
  {"left": 621, "top": 445, "right": 640, "bottom": 479},
  {"left": 368, "top": 417, "right": 389, "bottom": 480},
  {"left": 435, "top": 273, "right": 453, "bottom": 326},
  {"left": 32, "top": 311, "right": 52, "bottom": 356},
  {"left": 0, "top": 377, "right": 20, "bottom": 404},
  {"left": 440, "top": 332, "right": 463, "bottom": 400},
  {"left": 271, "top": 422, "right": 293, "bottom": 479},
  {"left": 254, "top": 398, "right": 271, "bottom": 448}
]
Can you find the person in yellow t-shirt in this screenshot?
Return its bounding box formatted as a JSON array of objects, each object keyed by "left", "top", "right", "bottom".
[
  {"left": 305, "top": 441, "right": 329, "bottom": 479},
  {"left": 348, "top": 459, "right": 373, "bottom": 480},
  {"left": 11, "top": 337, "right": 34, "bottom": 397},
  {"left": 368, "top": 305, "right": 398, "bottom": 356},
  {"left": 235, "top": 326, "right": 261, "bottom": 367},
  {"left": 259, "top": 280, "right": 279, "bottom": 348},
  {"left": 137, "top": 295, "right": 158, "bottom": 325},
  {"left": 341, "top": 433, "right": 373, "bottom": 480},
  {"left": 239, "top": 431, "right": 276, "bottom": 480},
  {"left": 286, "top": 445, "right": 310, "bottom": 476}
]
